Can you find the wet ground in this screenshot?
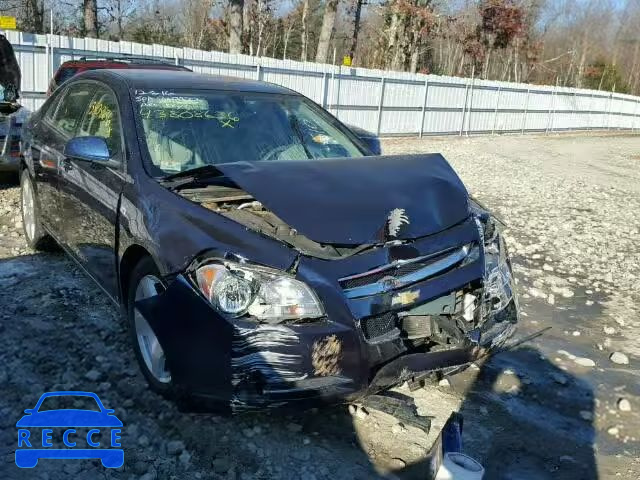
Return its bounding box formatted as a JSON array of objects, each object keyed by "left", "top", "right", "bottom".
[{"left": 0, "top": 132, "right": 639, "bottom": 479}]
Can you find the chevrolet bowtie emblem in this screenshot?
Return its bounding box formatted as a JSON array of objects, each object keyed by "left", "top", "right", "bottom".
[{"left": 391, "top": 290, "right": 420, "bottom": 306}]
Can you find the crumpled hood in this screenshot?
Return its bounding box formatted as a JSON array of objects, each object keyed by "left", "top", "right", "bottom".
[{"left": 216, "top": 154, "right": 469, "bottom": 245}]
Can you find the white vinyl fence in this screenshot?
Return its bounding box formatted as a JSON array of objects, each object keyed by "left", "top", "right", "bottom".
[{"left": 5, "top": 29, "right": 640, "bottom": 136}]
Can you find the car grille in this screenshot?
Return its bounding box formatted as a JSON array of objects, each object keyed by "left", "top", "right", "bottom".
[
  {"left": 339, "top": 243, "right": 478, "bottom": 299},
  {"left": 360, "top": 312, "right": 398, "bottom": 340},
  {"left": 340, "top": 261, "right": 428, "bottom": 290}
]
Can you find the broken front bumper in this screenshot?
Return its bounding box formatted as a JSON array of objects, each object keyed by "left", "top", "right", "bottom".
[{"left": 135, "top": 274, "right": 516, "bottom": 412}]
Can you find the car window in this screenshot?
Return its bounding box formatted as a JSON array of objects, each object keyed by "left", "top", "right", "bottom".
[
  {"left": 52, "top": 83, "right": 93, "bottom": 137},
  {"left": 77, "top": 85, "right": 122, "bottom": 159},
  {"left": 43, "top": 89, "right": 66, "bottom": 121},
  {"left": 134, "top": 90, "right": 363, "bottom": 174},
  {"left": 54, "top": 66, "right": 79, "bottom": 86},
  {"left": 37, "top": 395, "right": 101, "bottom": 412}
]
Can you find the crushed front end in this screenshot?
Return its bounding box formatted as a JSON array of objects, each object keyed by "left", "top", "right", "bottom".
[
  {"left": 135, "top": 206, "right": 517, "bottom": 412},
  {"left": 135, "top": 154, "right": 518, "bottom": 411}
]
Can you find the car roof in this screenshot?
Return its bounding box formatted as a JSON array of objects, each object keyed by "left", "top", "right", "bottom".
[
  {"left": 60, "top": 57, "right": 187, "bottom": 68},
  {"left": 80, "top": 69, "right": 295, "bottom": 95}
]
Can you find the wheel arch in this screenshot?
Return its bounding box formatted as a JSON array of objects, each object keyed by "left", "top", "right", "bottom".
[{"left": 119, "top": 244, "right": 156, "bottom": 306}]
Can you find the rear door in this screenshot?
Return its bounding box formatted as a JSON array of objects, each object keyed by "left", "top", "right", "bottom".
[{"left": 58, "top": 82, "right": 125, "bottom": 298}]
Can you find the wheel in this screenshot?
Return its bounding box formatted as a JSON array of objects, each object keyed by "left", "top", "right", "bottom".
[
  {"left": 20, "top": 169, "right": 53, "bottom": 250},
  {"left": 127, "top": 256, "right": 175, "bottom": 397}
]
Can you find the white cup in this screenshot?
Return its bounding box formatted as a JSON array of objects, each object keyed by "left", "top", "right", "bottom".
[{"left": 435, "top": 452, "right": 485, "bottom": 480}]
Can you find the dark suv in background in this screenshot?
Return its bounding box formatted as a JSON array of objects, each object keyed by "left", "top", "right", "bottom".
[{"left": 47, "top": 57, "right": 191, "bottom": 95}]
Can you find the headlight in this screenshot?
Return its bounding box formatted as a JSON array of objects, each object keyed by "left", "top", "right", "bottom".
[
  {"left": 195, "top": 261, "right": 324, "bottom": 322},
  {"left": 475, "top": 212, "right": 517, "bottom": 315}
]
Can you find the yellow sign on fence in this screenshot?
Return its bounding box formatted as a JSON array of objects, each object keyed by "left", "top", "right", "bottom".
[
  {"left": 0, "top": 16, "right": 17, "bottom": 30},
  {"left": 342, "top": 55, "right": 352, "bottom": 67}
]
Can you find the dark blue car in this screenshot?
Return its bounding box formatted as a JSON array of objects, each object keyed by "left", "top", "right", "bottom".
[
  {"left": 19, "top": 70, "right": 517, "bottom": 412},
  {"left": 15, "top": 391, "right": 123, "bottom": 468}
]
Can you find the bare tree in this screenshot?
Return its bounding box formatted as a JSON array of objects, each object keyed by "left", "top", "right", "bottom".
[
  {"left": 348, "top": 0, "right": 363, "bottom": 62},
  {"left": 229, "top": 0, "right": 244, "bottom": 53},
  {"left": 106, "top": 0, "right": 136, "bottom": 40},
  {"left": 84, "top": 0, "right": 99, "bottom": 38},
  {"left": 300, "top": 0, "right": 310, "bottom": 61},
  {"left": 182, "top": 0, "right": 214, "bottom": 49},
  {"left": 315, "top": 0, "right": 339, "bottom": 63},
  {"left": 255, "top": 0, "right": 270, "bottom": 57},
  {"left": 22, "top": 0, "right": 45, "bottom": 34},
  {"left": 282, "top": 13, "right": 296, "bottom": 59}
]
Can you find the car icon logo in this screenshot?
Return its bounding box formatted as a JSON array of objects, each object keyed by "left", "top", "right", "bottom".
[{"left": 15, "top": 391, "right": 124, "bottom": 468}]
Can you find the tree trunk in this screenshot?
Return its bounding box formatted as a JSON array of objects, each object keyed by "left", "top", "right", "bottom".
[
  {"left": 390, "top": 18, "right": 408, "bottom": 71},
  {"left": 301, "top": 0, "right": 310, "bottom": 61},
  {"left": 256, "top": 0, "right": 267, "bottom": 57},
  {"left": 117, "top": 0, "right": 123, "bottom": 39},
  {"left": 25, "top": 0, "right": 45, "bottom": 34},
  {"left": 242, "top": 0, "right": 251, "bottom": 53},
  {"left": 315, "top": 0, "right": 339, "bottom": 63},
  {"left": 283, "top": 19, "right": 294, "bottom": 59},
  {"left": 410, "top": 49, "right": 419, "bottom": 73},
  {"left": 482, "top": 48, "right": 492, "bottom": 79},
  {"left": 348, "top": 0, "right": 363, "bottom": 62},
  {"left": 84, "top": 0, "right": 98, "bottom": 38},
  {"left": 387, "top": 9, "right": 401, "bottom": 69},
  {"left": 229, "top": 0, "right": 244, "bottom": 54}
]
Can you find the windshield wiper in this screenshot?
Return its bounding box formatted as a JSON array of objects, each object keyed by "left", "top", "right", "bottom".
[
  {"left": 159, "top": 165, "right": 225, "bottom": 191},
  {"left": 289, "top": 115, "right": 313, "bottom": 159}
]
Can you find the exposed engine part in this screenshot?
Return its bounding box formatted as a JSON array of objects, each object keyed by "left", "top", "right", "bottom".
[
  {"left": 237, "top": 200, "right": 262, "bottom": 210},
  {"left": 398, "top": 315, "right": 432, "bottom": 340},
  {"left": 361, "top": 286, "right": 483, "bottom": 354},
  {"left": 430, "top": 315, "right": 467, "bottom": 347},
  {"left": 179, "top": 185, "right": 374, "bottom": 259},
  {"left": 462, "top": 293, "right": 477, "bottom": 321}
]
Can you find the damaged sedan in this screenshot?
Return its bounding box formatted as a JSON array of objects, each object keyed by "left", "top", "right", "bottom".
[{"left": 20, "top": 70, "right": 518, "bottom": 411}]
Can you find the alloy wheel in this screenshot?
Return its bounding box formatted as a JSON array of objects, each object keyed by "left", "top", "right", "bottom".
[
  {"left": 21, "top": 176, "right": 36, "bottom": 242},
  {"left": 134, "top": 275, "right": 171, "bottom": 383}
]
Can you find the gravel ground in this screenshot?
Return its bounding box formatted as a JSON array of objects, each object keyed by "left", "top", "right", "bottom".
[{"left": 0, "top": 132, "right": 639, "bottom": 479}]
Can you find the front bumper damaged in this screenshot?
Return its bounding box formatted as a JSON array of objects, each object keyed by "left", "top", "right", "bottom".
[{"left": 135, "top": 269, "right": 517, "bottom": 412}]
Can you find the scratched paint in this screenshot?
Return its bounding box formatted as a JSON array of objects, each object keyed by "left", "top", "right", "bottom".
[{"left": 231, "top": 325, "right": 307, "bottom": 387}]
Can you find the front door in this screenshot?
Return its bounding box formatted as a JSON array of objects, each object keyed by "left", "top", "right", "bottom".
[
  {"left": 58, "top": 83, "right": 125, "bottom": 298},
  {"left": 29, "top": 85, "right": 92, "bottom": 234}
]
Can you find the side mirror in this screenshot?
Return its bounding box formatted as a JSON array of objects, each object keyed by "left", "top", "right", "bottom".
[
  {"left": 346, "top": 124, "right": 382, "bottom": 156},
  {"left": 63, "top": 136, "right": 111, "bottom": 163},
  {"left": 358, "top": 136, "right": 381, "bottom": 156},
  {"left": 24, "top": 409, "right": 34, "bottom": 414}
]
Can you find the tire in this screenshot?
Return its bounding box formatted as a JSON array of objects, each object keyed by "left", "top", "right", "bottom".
[
  {"left": 126, "top": 256, "right": 175, "bottom": 398},
  {"left": 20, "top": 169, "right": 53, "bottom": 250}
]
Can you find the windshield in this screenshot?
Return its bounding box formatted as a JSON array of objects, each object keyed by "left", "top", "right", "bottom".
[{"left": 133, "top": 89, "right": 364, "bottom": 175}]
